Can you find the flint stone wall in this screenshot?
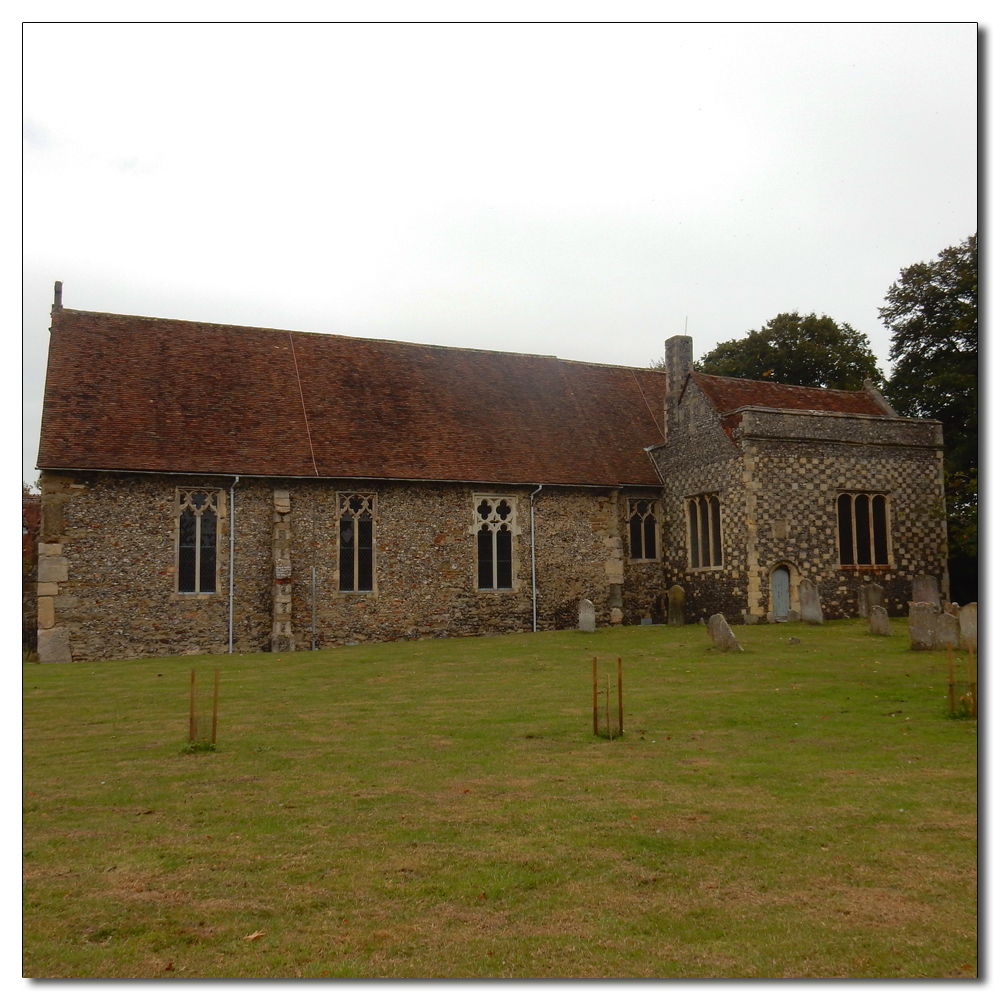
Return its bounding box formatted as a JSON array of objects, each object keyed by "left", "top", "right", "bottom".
[
  {"left": 653, "top": 387, "right": 948, "bottom": 625},
  {"left": 36, "top": 472, "right": 666, "bottom": 661}
]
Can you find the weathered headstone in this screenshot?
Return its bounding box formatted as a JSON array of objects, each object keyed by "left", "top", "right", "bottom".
[
  {"left": 788, "top": 636, "right": 801, "bottom": 645},
  {"left": 934, "top": 612, "right": 960, "bottom": 651},
  {"left": 610, "top": 607, "right": 623, "bottom": 625},
  {"left": 798, "top": 578, "right": 823, "bottom": 625},
  {"left": 578, "top": 598, "right": 595, "bottom": 633},
  {"left": 707, "top": 613, "right": 743, "bottom": 651},
  {"left": 959, "top": 602, "right": 977, "bottom": 652},
  {"left": 912, "top": 575, "right": 940, "bottom": 610},
  {"left": 858, "top": 583, "right": 885, "bottom": 618},
  {"left": 868, "top": 605, "right": 891, "bottom": 636},
  {"left": 667, "top": 585, "right": 685, "bottom": 626},
  {"left": 908, "top": 602, "right": 938, "bottom": 651}
]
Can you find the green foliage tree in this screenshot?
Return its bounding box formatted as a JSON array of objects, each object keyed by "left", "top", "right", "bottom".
[
  {"left": 695, "top": 312, "right": 884, "bottom": 390},
  {"left": 880, "top": 234, "right": 978, "bottom": 598}
]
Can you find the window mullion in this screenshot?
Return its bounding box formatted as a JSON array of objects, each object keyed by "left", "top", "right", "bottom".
[
  {"left": 492, "top": 526, "right": 498, "bottom": 589},
  {"left": 194, "top": 512, "right": 202, "bottom": 594}
]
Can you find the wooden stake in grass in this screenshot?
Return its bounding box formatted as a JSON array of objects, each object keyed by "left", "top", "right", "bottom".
[
  {"left": 606, "top": 674, "right": 611, "bottom": 740},
  {"left": 189, "top": 669, "right": 196, "bottom": 743},
  {"left": 617, "top": 657, "right": 623, "bottom": 738},
  {"left": 211, "top": 667, "right": 220, "bottom": 746},
  {"left": 967, "top": 642, "right": 977, "bottom": 719},
  {"left": 947, "top": 644, "right": 955, "bottom": 716},
  {"left": 593, "top": 656, "right": 598, "bottom": 736}
]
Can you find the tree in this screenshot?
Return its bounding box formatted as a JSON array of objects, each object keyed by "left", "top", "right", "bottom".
[
  {"left": 695, "top": 312, "right": 884, "bottom": 390},
  {"left": 880, "top": 234, "right": 978, "bottom": 601}
]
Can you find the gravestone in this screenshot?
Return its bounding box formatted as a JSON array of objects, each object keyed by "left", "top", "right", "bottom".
[
  {"left": 667, "top": 585, "right": 685, "bottom": 626},
  {"left": 912, "top": 575, "right": 940, "bottom": 610},
  {"left": 577, "top": 598, "right": 595, "bottom": 633},
  {"left": 788, "top": 636, "right": 801, "bottom": 645},
  {"left": 908, "top": 602, "right": 937, "bottom": 651},
  {"left": 934, "top": 612, "right": 960, "bottom": 651},
  {"left": 798, "top": 578, "right": 824, "bottom": 625},
  {"left": 959, "top": 603, "right": 977, "bottom": 653},
  {"left": 868, "top": 605, "right": 891, "bottom": 636},
  {"left": 610, "top": 607, "right": 623, "bottom": 625},
  {"left": 858, "top": 583, "right": 885, "bottom": 618},
  {"left": 942, "top": 600, "right": 960, "bottom": 618},
  {"left": 707, "top": 613, "right": 743, "bottom": 651}
]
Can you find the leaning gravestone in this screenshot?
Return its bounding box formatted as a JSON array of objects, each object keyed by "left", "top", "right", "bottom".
[
  {"left": 912, "top": 575, "right": 940, "bottom": 610},
  {"left": 799, "top": 578, "right": 824, "bottom": 625},
  {"left": 934, "top": 612, "right": 960, "bottom": 651},
  {"left": 959, "top": 603, "right": 977, "bottom": 653},
  {"left": 858, "top": 583, "right": 885, "bottom": 618},
  {"left": 667, "top": 585, "right": 685, "bottom": 626},
  {"left": 908, "top": 602, "right": 937, "bottom": 651},
  {"left": 578, "top": 598, "right": 596, "bottom": 633},
  {"left": 868, "top": 605, "right": 892, "bottom": 636},
  {"left": 707, "top": 613, "right": 743, "bottom": 651}
]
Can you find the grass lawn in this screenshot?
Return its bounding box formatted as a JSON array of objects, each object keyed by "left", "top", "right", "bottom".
[{"left": 22, "top": 619, "right": 977, "bottom": 979}]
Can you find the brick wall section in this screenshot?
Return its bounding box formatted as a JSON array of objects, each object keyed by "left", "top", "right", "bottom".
[{"left": 37, "top": 472, "right": 662, "bottom": 661}]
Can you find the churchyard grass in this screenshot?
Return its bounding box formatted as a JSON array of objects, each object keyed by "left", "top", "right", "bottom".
[{"left": 23, "top": 620, "right": 977, "bottom": 979}]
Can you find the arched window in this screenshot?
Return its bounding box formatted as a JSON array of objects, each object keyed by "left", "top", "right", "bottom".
[
  {"left": 628, "top": 499, "right": 658, "bottom": 560},
  {"left": 687, "top": 494, "right": 723, "bottom": 569},
  {"left": 177, "top": 490, "right": 220, "bottom": 593},
  {"left": 338, "top": 494, "right": 375, "bottom": 592},
  {"left": 474, "top": 496, "right": 515, "bottom": 590}
]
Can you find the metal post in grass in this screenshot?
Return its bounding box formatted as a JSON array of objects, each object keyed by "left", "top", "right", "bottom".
[
  {"left": 593, "top": 657, "right": 598, "bottom": 735},
  {"left": 947, "top": 644, "right": 956, "bottom": 716},
  {"left": 211, "top": 668, "right": 220, "bottom": 745},
  {"left": 189, "top": 669, "right": 196, "bottom": 743},
  {"left": 617, "top": 657, "right": 623, "bottom": 738}
]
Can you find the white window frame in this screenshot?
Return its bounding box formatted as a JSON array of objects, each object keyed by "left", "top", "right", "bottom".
[
  {"left": 337, "top": 493, "right": 377, "bottom": 593},
  {"left": 473, "top": 495, "right": 516, "bottom": 591},
  {"left": 628, "top": 498, "right": 660, "bottom": 562},
  {"left": 686, "top": 493, "right": 723, "bottom": 570},
  {"left": 175, "top": 489, "right": 222, "bottom": 594}
]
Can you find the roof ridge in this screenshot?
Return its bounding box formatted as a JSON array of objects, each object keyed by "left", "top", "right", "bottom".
[
  {"left": 56, "top": 307, "right": 661, "bottom": 372},
  {"left": 691, "top": 370, "right": 870, "bottom": 396}
]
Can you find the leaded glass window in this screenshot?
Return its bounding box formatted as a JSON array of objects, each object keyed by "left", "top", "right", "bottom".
[
  {"left": 687, "top": 494, "right": 723, "bottom": 569},
  {"left": 628, "top": 499, "right": 658, "bottom": 560},
  {"left": 177, "top": 490, "right": 220, "bottom": 593},
  {"left": 338, "top": 494, "right": 376, "bottom": 592},
  {"left": 838, "top": 492, "right": 890, "bottom": 567},
  {"left": 474, "top": 496, "right": 515, "bottom": 590}
]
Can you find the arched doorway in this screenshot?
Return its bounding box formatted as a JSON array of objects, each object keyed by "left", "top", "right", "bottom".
[{"left": 771, "top": 565, "right": 791, "bottom": 622}]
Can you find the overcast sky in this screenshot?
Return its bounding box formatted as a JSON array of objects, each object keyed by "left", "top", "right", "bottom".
[{"left": 22, "top": 21, "right": 977, "bottom": 485}]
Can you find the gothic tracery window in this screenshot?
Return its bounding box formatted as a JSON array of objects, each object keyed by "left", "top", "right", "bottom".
[
  {"left": 177, "top": 490, "right": 220, "bottom": 593},
  {"left": 474, "top": 496, "right": 515, "bottom": 590},
  {"left": 628, "top": 499, "right": 659, "bottom": 560},
  {"left": 339, "top": 493, "right": 375, "bottom": 592}
]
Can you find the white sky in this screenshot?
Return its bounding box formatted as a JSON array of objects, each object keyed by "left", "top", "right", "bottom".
[{"left": 21, "top": 19, "right": 977, "bottom": 485}]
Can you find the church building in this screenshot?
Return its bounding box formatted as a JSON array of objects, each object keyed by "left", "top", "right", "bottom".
[{"left": 34, "top": 287, "right": 948, "bottom": 662}]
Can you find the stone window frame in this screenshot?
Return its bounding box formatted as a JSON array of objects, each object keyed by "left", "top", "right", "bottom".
[
  {"left": 686, "top": 493, "right": 724, "bottom": 570},
  {"left": 337, "top": 493, "right": 377, "bottom": 593},
  {"left": 837, "top": 491, "right": 892, "bottom": 569},
  {"left": 472, "top": 494, "right": 517, "bottom": 591},
  {"left": 174, "top": 489, "right": 223, "bottom": 597},
  {"left": 627, "top": 498, "right": 660, "bottom": 562}
]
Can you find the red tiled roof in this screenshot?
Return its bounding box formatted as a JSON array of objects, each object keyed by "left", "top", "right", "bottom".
[
  {"left": 37, "top": 308, "right": 665, "bottom": 486},
  {"left": 688, "top": 372, "right": 889, "bottom": 416}
]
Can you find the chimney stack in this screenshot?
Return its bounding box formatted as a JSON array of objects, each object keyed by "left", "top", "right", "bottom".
[{"left": 53, "top": 281, "right": 62, "bottom": 311}]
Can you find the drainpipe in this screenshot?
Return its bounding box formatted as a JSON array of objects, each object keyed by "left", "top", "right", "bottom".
[
  {"left": 228, "top": 475, "right": 240, "bottom": 653},
  {"left": 530, "top": 484, "right": 544, "bottom": 632}
]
